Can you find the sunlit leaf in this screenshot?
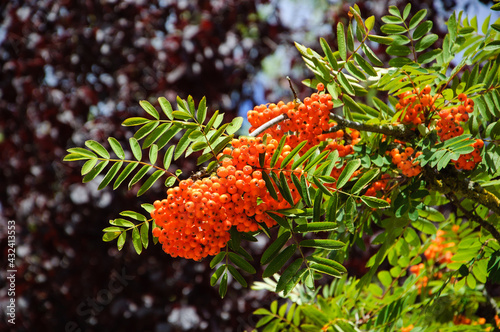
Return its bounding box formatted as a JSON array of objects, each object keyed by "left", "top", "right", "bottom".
[
  {"left": 85, "top": 140, "right": 110, "bottom": 159},
  {"left": 129, "top": 137, "right": 142, "bottom": 161},
  {"left": 113, "top": 162, "right": 139, "bottom": 189},
  {"left": 137, "top": 170, "right": 164, "bottom": 196},
  {"left": 227, "top": 117, "right": 243, "bottom": 135},
  {"left": 337, "top": 22, "right": 347, "bottom": 61},
  {"left": 336, "top": 159, "right": 361, "bottom": 189},
  {"left": 83, "top": 160, "right": 109, "bottom": 183},
  {"left": 108, "top": 137, "right": 125, "bottom": 159},
  {"left": 98, "top": 161, "right": 123, "bottom": 190},
  {"left": 128, "top": 165, "right": 152, "bottom": 188},
  {"left": 139, "top": 100, "right": 159, "bottom": 120},
  {"left": 122, "top": 117, "right": 150, "bottom": 126}
]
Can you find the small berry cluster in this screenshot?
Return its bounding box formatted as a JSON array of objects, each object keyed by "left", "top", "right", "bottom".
[
  {"left": 408, "top": 227, "right": 459, "bottom": 294},
  {"left": 423, "top": 229, "right": 455, "bottom": 264},
  {"left": 389, "top": 147, "right": 422, "bottom": 177},
  {"left": 364, "top": 174, "right": 391, "bottom": 198},
  {"left": 325, "top": 129, "right": 361, "bottom": 157},
  {"left": 396, "top": 85, "right": 436, "bottom": 125},
  {"left": 452, "top": 138, "right": 483, "bottom": 171},
  {"left": 436, "top": 93, "right": 474, "bottom": 141},
  {"left": 151, "top": 135, "right": 302, "bottom": 260},
  {"left": 453, "top": 315, "right": 486, "bottom": 326},
  {"left": 247, "top": 85, "right": 337, "bottom": 151},
  {"left": 435, "top": 93, "right": 484, "bottom": 170}
]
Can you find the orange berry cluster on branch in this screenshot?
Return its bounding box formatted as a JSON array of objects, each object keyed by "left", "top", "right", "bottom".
[
  {"left": 325, "top": 129, "right": 361, "bottom": 157},
  {"left": 436, "top": 93, "right": 474, "bottom": 141},
  {"left": 424, "top": 230, "right": 455, "bottom": 264},
  {"left": 396, "top": 85, "right": 436, "bottom": 126},
  {"left": 150, "top": 135, "right": 302, "bottom": 260},
  {"left": 453, "top": 315, "right": 487, "bottom": 326},
  {"left": 151, "top": 178, "right": 232, "bottom": 261},
  {"left": 452, "top": 138, "right": 483, "bottom": 171},
  {"left": 364, "top": 174, "right": 391, "bottom": 198},
  {"left": 408, "top": 263, "right": 428, "bottom": 294},
  {"left": 390, "top": 147, "right": 422, "bottom": 177},
  {"left": 247, "top": 86, "right": 337, "bottom": 151}
]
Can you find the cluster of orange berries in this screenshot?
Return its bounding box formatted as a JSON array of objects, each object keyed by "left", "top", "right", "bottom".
[
  {"left": 324, "top": 129, "right": 360, "bottom": 157},
  {"left": 452, "top": 138, "right": 484, "bottom": 171},
  {"left": 150, "top": 135, "right": 302, "bottom": 260},
  {"left": 424, "top": 229, "right": 456, "bottom": 264},
  {"left": 434, "top": 93, "right": 484, "bottom": 170},
  {"left": 408, "top": 263, "right": 428, "bottom": 294},
  {"left": 389, "top": 147, "right": 422, "bottom": 177},
  {"left": 151, "top": 177, "right": 232, "bottom": 260},
  {"left": 408, "top": 227, "right": 459, "bottom": 294},
  {"left": 396, "top": 85, "right": 436, "bottom": 125},
  {"left": 436, "top": 93, "right": 474, "bottom": 141},
  {"left": 364, "top": 174, "right": 391, "bottom": 198},
  {"left": 247, "top": 84, "right": 341, "bottom": 152},
  {"left": 395, "top": 88, "right": 483, "bottom": 172},
  {"left": 453, "top": 315, "right": 486, "bottom": 326}
]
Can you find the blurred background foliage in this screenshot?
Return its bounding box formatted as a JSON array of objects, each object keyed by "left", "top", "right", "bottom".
[{"left": 0, "top": 0, "right": 496, "bottom": 331}]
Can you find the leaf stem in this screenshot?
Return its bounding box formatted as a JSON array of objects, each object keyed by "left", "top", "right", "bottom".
[{"left": 97, "top": 157, "right": 179, "bottom": 181}]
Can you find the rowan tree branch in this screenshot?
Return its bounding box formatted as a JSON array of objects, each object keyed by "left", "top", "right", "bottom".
[
  {"left": 446, "top": 191, "right": 500, "bottom": 243},
  {"left": 248, "top": 114, "right": 287, "bottom": 137},
  {"left": 424, "top": 167, "right": 500, "bottom": 242},
  {"left": 328, "top": 113, "right": 417, "bottom": 141}
]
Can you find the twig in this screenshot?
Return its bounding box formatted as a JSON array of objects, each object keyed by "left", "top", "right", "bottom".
[
  {"left": 446, "top": 191, "right": 500, "bottom": 243},
  {"left": 328, "top": 113, "right": 417, "bottom": 141},
  {"left": 248, "top": 114, "right": 287, "bottom": 137},
  {"left": 287, "top": 76, "right": 299, "bottom": 103},
  {"left": 423, "top": 167, "right": 500, "bottom": 217}
]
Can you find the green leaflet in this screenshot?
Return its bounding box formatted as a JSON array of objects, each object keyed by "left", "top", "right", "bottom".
[{"left": 263, "top": 245, "right": 297, "bottom": 278}]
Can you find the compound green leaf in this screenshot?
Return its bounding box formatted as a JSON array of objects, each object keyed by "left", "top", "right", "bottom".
[
  {"left": 122, "top": 117, "right": 150, "bottom": 126},
  {"left": 409, "top": 9, "right": 427, "bottom": 30},
  {"left": 227, "top": 265, "right": 247, "bottom": 288},
  {"left": 351, "top": 168, "right": 380, "bottom": 195},
  {"left": 228, "top": 252, "right": 256, "bottom": 274},
  {"left": 276, "top": 258, "right": 303, "bottom": 293},
  {"left": 337, "top": 22, "right": 347, "bottom": 61},
  {"left": 117, "top": 231, "right": 126, "bottom": 250},
  {"left": 361, "top": 195, "right": 390, "bottom": 208},
  {"left": 128, "top": 165, "right": 152, "bottom": 188},
  {"left": 140, "top": 222, "right": 149, "bottom": 249},
  {"left": 227, "top": 117, "right": 243, "bottom": 135}
]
